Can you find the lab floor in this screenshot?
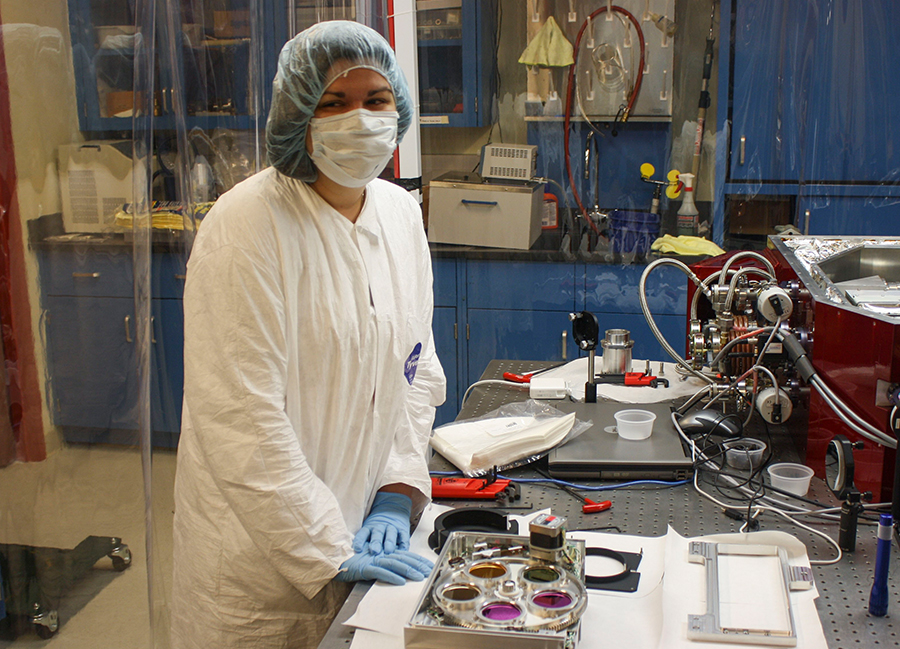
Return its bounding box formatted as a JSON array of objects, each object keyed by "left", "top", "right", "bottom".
[{"left": 0, "top": 444, "right": 176, "bottom": 648}]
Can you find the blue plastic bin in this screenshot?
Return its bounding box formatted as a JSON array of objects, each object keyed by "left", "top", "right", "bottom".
[{"left": 608, "top": 210, "right": 661, "bottom": 255}]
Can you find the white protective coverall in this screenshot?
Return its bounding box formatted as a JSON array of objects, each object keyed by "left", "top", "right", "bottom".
[{"left": 170, "top": 167, "right": 446, "bottom": 648}]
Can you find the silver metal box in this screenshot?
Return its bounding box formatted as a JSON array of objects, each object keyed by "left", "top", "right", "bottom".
[
  {"left": 405, "top": 531, "right": 586, "bottom": 649},
  {"left": 427, "top": 173, "right": 544, "bottom": 250}
]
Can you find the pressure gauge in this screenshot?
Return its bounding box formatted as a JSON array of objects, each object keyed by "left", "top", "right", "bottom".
[{"left": 825, "top": 435, "right": 857, "bottom": 500}]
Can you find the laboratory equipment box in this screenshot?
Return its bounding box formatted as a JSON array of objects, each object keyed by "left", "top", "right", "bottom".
[{"left": 427, "top": 173, "right": 544, "bottom": 250}]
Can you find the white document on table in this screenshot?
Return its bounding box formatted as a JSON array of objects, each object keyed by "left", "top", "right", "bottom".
[{"left": 345, "top": 514, "right": 827, "bottom": 649}]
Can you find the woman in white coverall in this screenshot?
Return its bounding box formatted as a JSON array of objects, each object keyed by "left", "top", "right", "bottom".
[{"left": 170, "top": 21, "right": 446, "bottom": 649}]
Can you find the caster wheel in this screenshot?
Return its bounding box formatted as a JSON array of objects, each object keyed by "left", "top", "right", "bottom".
[
  {"left": 110, "top": 545, "right": 132, "bottom": 571},
  {"left": 32, "top": 609, "right": 58, "bottom": 639}
]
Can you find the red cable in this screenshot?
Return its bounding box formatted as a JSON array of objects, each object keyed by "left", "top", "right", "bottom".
[{"left": 564, "top": 6, "right": 646, "bottom": 233}]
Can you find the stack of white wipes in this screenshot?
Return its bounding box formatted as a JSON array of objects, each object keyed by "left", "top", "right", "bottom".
[{"left": 430, "top": 410, "right": 577, "bottom": 476}]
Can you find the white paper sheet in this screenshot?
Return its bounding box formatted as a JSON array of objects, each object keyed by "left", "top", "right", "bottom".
[
  {"left": 538, "top": 357, "right": 708, "bottom": 403},
  {"left": 345, "top": 522, "right": 827, "bottom": 649},
  {"left": 346, "top": 507, "right": 552, "bottom": 647},
  {"left": 658, "top": 527, "right": 827, "bottom": 649}
]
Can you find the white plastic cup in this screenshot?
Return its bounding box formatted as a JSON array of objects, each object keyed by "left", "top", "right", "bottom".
[
  {"left": 767, "top": 462, "right": 814, "bottom": 497},
  {"left": 614, "top": 409, "right": 656, "bottom": 440}
]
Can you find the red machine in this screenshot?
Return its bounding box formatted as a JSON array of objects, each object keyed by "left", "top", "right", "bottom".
[{"left": 684, "top": 239, "right": 898, "bottom": 501}]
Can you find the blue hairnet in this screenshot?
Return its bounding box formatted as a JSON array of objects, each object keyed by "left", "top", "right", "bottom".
[{"left": 266, "top": 21, "right": 413, "bottom": 182}]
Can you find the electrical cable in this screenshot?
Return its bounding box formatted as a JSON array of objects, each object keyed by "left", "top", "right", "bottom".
[
  {"left": 428, "top": 470, "right": 688, "bottom": 492},
  {"left": 460, "top": 380, "right": 526, "bottom": 408},
  {"left": 810, "top": 375, "right": 896, "bottom": 447},
  {"left": 672, "top": 412, "right": 843, "bottom": 564},
  {"left": 638, "top": 258, "right": 715, "bottom": 383}
]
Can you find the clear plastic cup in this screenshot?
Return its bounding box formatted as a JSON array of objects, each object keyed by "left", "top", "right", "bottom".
[
  {"left": 614, "top": 409, "right": 656, "bottom": 441},
  {"left": 723, "top": 438, "right": 767, "bottom": 470},
  {"left": 767, "top": 462, "right": 814, "bottom": 497}
]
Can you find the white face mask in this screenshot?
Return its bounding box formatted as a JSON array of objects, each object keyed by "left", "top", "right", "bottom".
[{"left": 308, "top": 109, "right": 399, "bottom": 188}]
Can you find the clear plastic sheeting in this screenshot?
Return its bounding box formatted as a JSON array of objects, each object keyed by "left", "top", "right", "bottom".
[
  {"left": 0, "top": 1, "right": 386, "bottom": 648},
  {"left": 430, "top": 399, "right": 587, "bottom": 476},
  {"left": 715, "top": 0, "right": 900, "bottom": 249}
]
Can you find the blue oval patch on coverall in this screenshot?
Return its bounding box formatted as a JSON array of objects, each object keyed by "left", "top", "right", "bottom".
[{"left": 405, "top": 343, "right": 422, "bottom": 384}]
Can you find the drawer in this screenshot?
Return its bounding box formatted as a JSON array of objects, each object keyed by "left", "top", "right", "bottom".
[
  {"left": 467, "top": 260, "right": 576, "bottom": 311},
  {"left": 41, "top": 247, "right": 133, "bottom": 297},
  {"left": 582, "top": 264, "right": 687, "bottom": 316}
]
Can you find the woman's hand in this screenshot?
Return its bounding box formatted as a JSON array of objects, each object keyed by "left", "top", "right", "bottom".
[
  {"left": 353, "top": 491, "right": 413, "bottom": 554},
  {"left": 336, "top": 550, "right": 433, "bottom": 585}
]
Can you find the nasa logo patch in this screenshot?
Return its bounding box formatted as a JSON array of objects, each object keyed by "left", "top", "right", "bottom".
[{"left": 404, "top": 343, "right": 422, "bottom": 385}]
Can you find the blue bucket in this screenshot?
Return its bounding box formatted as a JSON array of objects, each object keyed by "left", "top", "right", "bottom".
[{"left": 608, "top": 210, "right": 661, "bottom": 255}]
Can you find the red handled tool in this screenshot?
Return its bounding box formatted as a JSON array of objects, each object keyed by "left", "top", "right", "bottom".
[
  {"left": 569, "top": 492, "right": 612, "bottom": 514},
  {"left": 431, "top": 477, "right": 521, "bottom": 504},
  {"left": 556, "top": 483, "right": 611, "bottom": 514},
  {"left": 502, "top": 362, "right": 566, "bottom": 384},
  {"left": 595, "top": 372, "right": 670, "bottom": 388}
]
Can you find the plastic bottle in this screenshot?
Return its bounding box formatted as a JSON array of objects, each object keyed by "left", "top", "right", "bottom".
[
  {"left": 191, "top": 154, "right": 214, "bottom": 204},
  {"left": 868, "top": 513, "right": 892, "bottom": 617},
  {"left": 676, "top": 172, "right": 699, "bottom": 237}
]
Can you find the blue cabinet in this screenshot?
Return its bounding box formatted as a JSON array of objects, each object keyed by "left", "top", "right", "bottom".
[
  {"left": 39, "top": 245, "right": 185, "bottom": 447},
  {"left": 466, "top": 259, "right": 578, "bottom": 387},
  {"left": 728, "top": 1, "right": 814, "bottom": 184},
  {"left": 67, "top": 0, "right": 280, "bottom": 133},
  {"left": 432, "top": 258, "right": 459, "bottom": 428},
  {"left": 45, "top": 295, "right": 139, "bottom": 433},
  {"left": 417, "top": 0, "right": 496, "bottom": 128},
  {"left": 804, "top": 2, "right": 900, "bottom": 183},
  {"left": 581, "top": 264, "right": 688, "bottom": 363},
  {"left": 430, "top": 256, "right": 689, "bottom": 422},
  {"left": 467, "top": 309, "right": 578, "bottom": 387},
  {"left": 716, "top": 0, "right": 900, "bottom": 242}
]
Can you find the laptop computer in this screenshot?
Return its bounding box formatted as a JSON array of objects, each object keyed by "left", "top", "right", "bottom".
[{"left": 546, "top": 400, "right": 694, "bottom": 480}]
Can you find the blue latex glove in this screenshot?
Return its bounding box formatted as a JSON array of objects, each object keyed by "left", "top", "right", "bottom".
[
  {"left": 353, "top": 492, "right": 412, "bottom": 554},
  {"left": 335, "top": 550, "right": 434, "bottom": 585}
]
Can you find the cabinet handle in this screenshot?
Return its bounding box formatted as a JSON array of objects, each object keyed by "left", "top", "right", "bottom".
[
  {"left": 72, "top": 272, "right": 100, "bottom": 278},
  {"left": 174, "top": 274, "right": 187, "bottom": 280},
  {"left": 151, "top": 316, "right": 157, "bottom": 344},
  {"left": 461, "top": 199, "right": 498, "bottom": 207},
  {"left": 739, "top": 136, "right": 746, "bottom": 165},
  {"left": 124, "top": 315, "right": 133, "bottom": 343},
  {"left": 562, "top": 330, "right": 568, "bottom": 361}
]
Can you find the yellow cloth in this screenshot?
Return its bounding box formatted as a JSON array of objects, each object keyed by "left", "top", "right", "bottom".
[
  {"left": 518, "top": 16, "right": 574, "bottom": 67},
  {"left": 114, "top": 201, "right": 214, "bottom": 230},
  {"left": 651, "top": 234, "right": 725, "bottom": 257}
]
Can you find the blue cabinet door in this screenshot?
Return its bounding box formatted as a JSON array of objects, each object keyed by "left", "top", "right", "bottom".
[
  {"left": 729, "top": 0, "right": 816, "bottom": 183},
  {"left": 152, "top": 299, "right": 185, "bottom": 443},
  {"left": 581, "top": 264, "right": 687, "bottom": 316},
  {"left": 800, "top": 195, "right": 900, "bottom": 237},
  {"left": 594, "top": 312, "right": 688, "bottom": 366},
  {"left": 467, "top": 260, "right": 576, "bottom": 311},
  {"left": 418, "top": 0, "right": 496, "bottom": 128},
  {"left": 466, "top": 309, "right": 578, "bottom": 386},
  {"left": 46, "top": 296, "right": 139, "bottom": 433},
  {"left": 433, "top": 306, "right": 458, "bottom": 427},
  {"left": 805, "top": 1, "right": 900, "bottom": 183}
]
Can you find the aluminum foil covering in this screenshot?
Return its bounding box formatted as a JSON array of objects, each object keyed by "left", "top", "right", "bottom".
[{"left": 780, "top": 237, "right": 900, "bottom": 308}]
